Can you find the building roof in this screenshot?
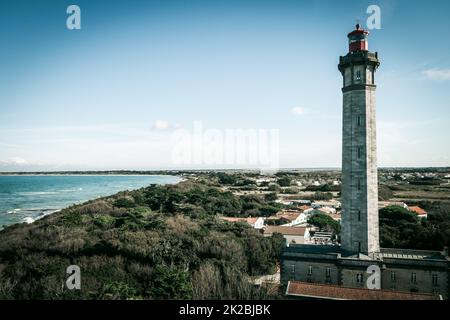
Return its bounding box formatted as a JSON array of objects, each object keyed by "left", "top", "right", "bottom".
[
  {"left": 347, "top": 24, "right": 369, "bottom": 37},
  {"left": 264, "top": 226, "right": 307, "bottom": 236},
  {"left": 313, "top": 201, "right": 340, "bottom": 207},
  {"left": 379, "top": 247, "right": 447, "bottom": 261},
  {"left": 286, "top": 281, "right": 441, "bottom": 300},
  {"left": 220, "top": 217, "right": 261, "bottom": 225},
  {"left": 282, "top": 245, "right": 449, "bottom": 262},
  {"left": 408, "top": 206, "right": 427, "bottom": 216},
  {"left": 283, "top": 244, "right": 340, "bottom": 254},
  {"left": 274, "top": 210, "right": 303, "bottom": 222}
]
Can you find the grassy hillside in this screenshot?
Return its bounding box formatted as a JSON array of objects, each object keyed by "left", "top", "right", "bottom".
[{"left": 0, "top": 181, "right": 283, "bottom": 299}]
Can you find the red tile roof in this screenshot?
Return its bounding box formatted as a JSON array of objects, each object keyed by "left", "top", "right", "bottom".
[
  {"left": 286, "top": 281, "right": 441, "bottom": 300},
  {"left": 245, "top": 217, "right": 259, "bottom": 224},
  {"left": 408, "top": 206, "right": 427, "bottom": 216},
  {"left": 220, "top": 217, "right": 261, "bottom": 225},
  {"left": 275, "top": 210, "right": 302, "bottom": 222},
  {"left": 264, "top": 226, "right": 307, "bottom": 236}
]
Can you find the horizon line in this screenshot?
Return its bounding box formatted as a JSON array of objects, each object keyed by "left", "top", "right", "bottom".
[{"left": 1, "top": 166, "right": 449, "bottom": 174}]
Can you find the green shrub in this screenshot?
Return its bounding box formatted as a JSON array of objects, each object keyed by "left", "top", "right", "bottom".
[{"left": 61, "top": 211, "right": 84, "bottom": 227}]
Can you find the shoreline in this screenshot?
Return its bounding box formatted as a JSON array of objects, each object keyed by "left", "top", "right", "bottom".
[
  {"left": 0, "top": 173, "right": 182, "bottom": 177},
  {"left": 22, "top": 208, "right": 62, "bottom": 224},
  {"left": 0, "top": 175, "right": 184, "bottom": 230}
]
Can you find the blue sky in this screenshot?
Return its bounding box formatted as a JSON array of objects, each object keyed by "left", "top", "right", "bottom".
[{"left": 0, "top": 0, "right": 449, "bottom": 171}]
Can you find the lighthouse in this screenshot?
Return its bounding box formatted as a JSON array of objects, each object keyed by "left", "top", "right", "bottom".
[
  {"left": 338, "top": 24, "right": 380, "bottom": 256},
  {"left": 280, "top": 25, "right": 449, "bottom": 299}
]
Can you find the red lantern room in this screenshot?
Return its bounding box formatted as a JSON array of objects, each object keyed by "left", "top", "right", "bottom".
[{"left": 347, "top": 23, "right": 369, "bottom": 52}]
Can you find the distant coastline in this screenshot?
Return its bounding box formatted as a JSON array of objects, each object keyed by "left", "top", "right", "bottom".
[
  {"left": 0, "top": 171, "right": 185, "bottom": 176},
  {"left": 0, "top": 174, "right": 182, "bottom": 229},
  {"left": 1, "top": 167, "right": 449, "bottom": 176}
]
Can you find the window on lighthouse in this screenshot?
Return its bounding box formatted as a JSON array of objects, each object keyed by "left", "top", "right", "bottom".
[{"left": 356, "top": 70, "right": 361, "bottom": 82}]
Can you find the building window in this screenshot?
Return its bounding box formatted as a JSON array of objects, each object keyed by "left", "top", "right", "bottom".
[
  {"left": 356, "top": 70, "right": 361, "bottom": 81},
  {"left": 358, "top": 210, "right": 361, "bottom": 221},
  {"left": 411, "top": 273, "right": 417, "bottom": 284},
  {"left": 432, "top": 274, "right": 438, "bottom": 287},
  {"left": 391, "top": 271, "right": 396, "bottom": 282},
  {"left": 290, "top": 265, "right": 295, "bottom": 273},
  {"left": 357, "top": 115, "right": 362, "bottom": 126},
  {"left": 357, "top": 179, "right": 361, "bottom": 191},
  {"left": 357, "top": 147, "right": 362, "bottom": 159},
  {"left": 325, "top": 267, "right": 331, "bottom": 283},
  {"left": 308, "top": 265, "right": 313, "bottom": 276},
  {"left": 356, "top": 273, "right": 363, "bottom": 284}
]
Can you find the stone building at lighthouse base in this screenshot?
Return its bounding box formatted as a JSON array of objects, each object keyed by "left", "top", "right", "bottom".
[{"left": 280, "top": 244, "right": 450, "bottom": 299}]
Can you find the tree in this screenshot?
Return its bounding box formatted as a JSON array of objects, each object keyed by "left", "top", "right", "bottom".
[
  {"left": 277, "top": 177, "right": 292, "bottom": 187},
  {"left": 234, "top": 179, "right": 256, "bottom": 186},
  {"left": 379, "top": 206, "right": 428, "bottom": 249},
  {"left": 264, "top": 192, "right": 278, "bottom": 202},
  {"left": 147, "top": 265, "right": 193, "bottom": 299},
  {"left": 217, "top": 173, "right": 237, "bottom": 185},
  {"left": 379, "top": 206, "right": 418, "bottom": 224},
  {"left": 0, "top": 181, "right": 282, "bottom": 300},
  {"left": 310, "top": 192, "right": 332, "bottom": 201},
  {"left": 308, "top": 213, "right": 340, "bottom": 234},
  {"left": 377, "top": 204, "right": 450, "bottom": 250},
  {"left": 267, "top": 184, "right": 281, "bottom": 192}
]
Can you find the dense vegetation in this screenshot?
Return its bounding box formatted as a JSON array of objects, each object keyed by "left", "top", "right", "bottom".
[
  {"left": 307, "top": 213, "right": 341, "bottom": 235},
  {"left": 378, "top": 185, "right": 394, "bottom": 201},
  {"left": 305, "top": 184, "right": 340, "bottom": 192},
  {"left": 1, "top": 168, "right": 449, "bottom": 299},
  {"left": 409, "top": 177, "right": 443, "bottom": 186},
  {"left": 379, "top": 205, "right": 450, "bottom": 250},
  {"left": 0, "top": 182, "right": 284, "bottom": 299},
  {"left": 306, "top": 204, "right": 450, "bottom": 251}
]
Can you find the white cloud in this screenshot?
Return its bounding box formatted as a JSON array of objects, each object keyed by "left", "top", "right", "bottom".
[
  {"left": 422, "top": 68, "right": 450, "bottom": 81},
  {"left": 1, "top": 157, "right": 28, "bottom": 165},
  {"left": 151, "top": 120, "right": 170, "bottom": 130},
  {"left": 0, "top": 157, "right": 47, "bottom": 171},
  {"left": 291, "top": 107, "right": 305, "bottom": 115}
]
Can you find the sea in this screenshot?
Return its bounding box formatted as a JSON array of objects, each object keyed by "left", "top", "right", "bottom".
[{"left": 0, "top": 175, "right": 181, "bottom": 229}]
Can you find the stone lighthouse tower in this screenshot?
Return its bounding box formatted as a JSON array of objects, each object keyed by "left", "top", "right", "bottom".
[{"left": 338, "top": 24, "right": 380, "bottom": 256}]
